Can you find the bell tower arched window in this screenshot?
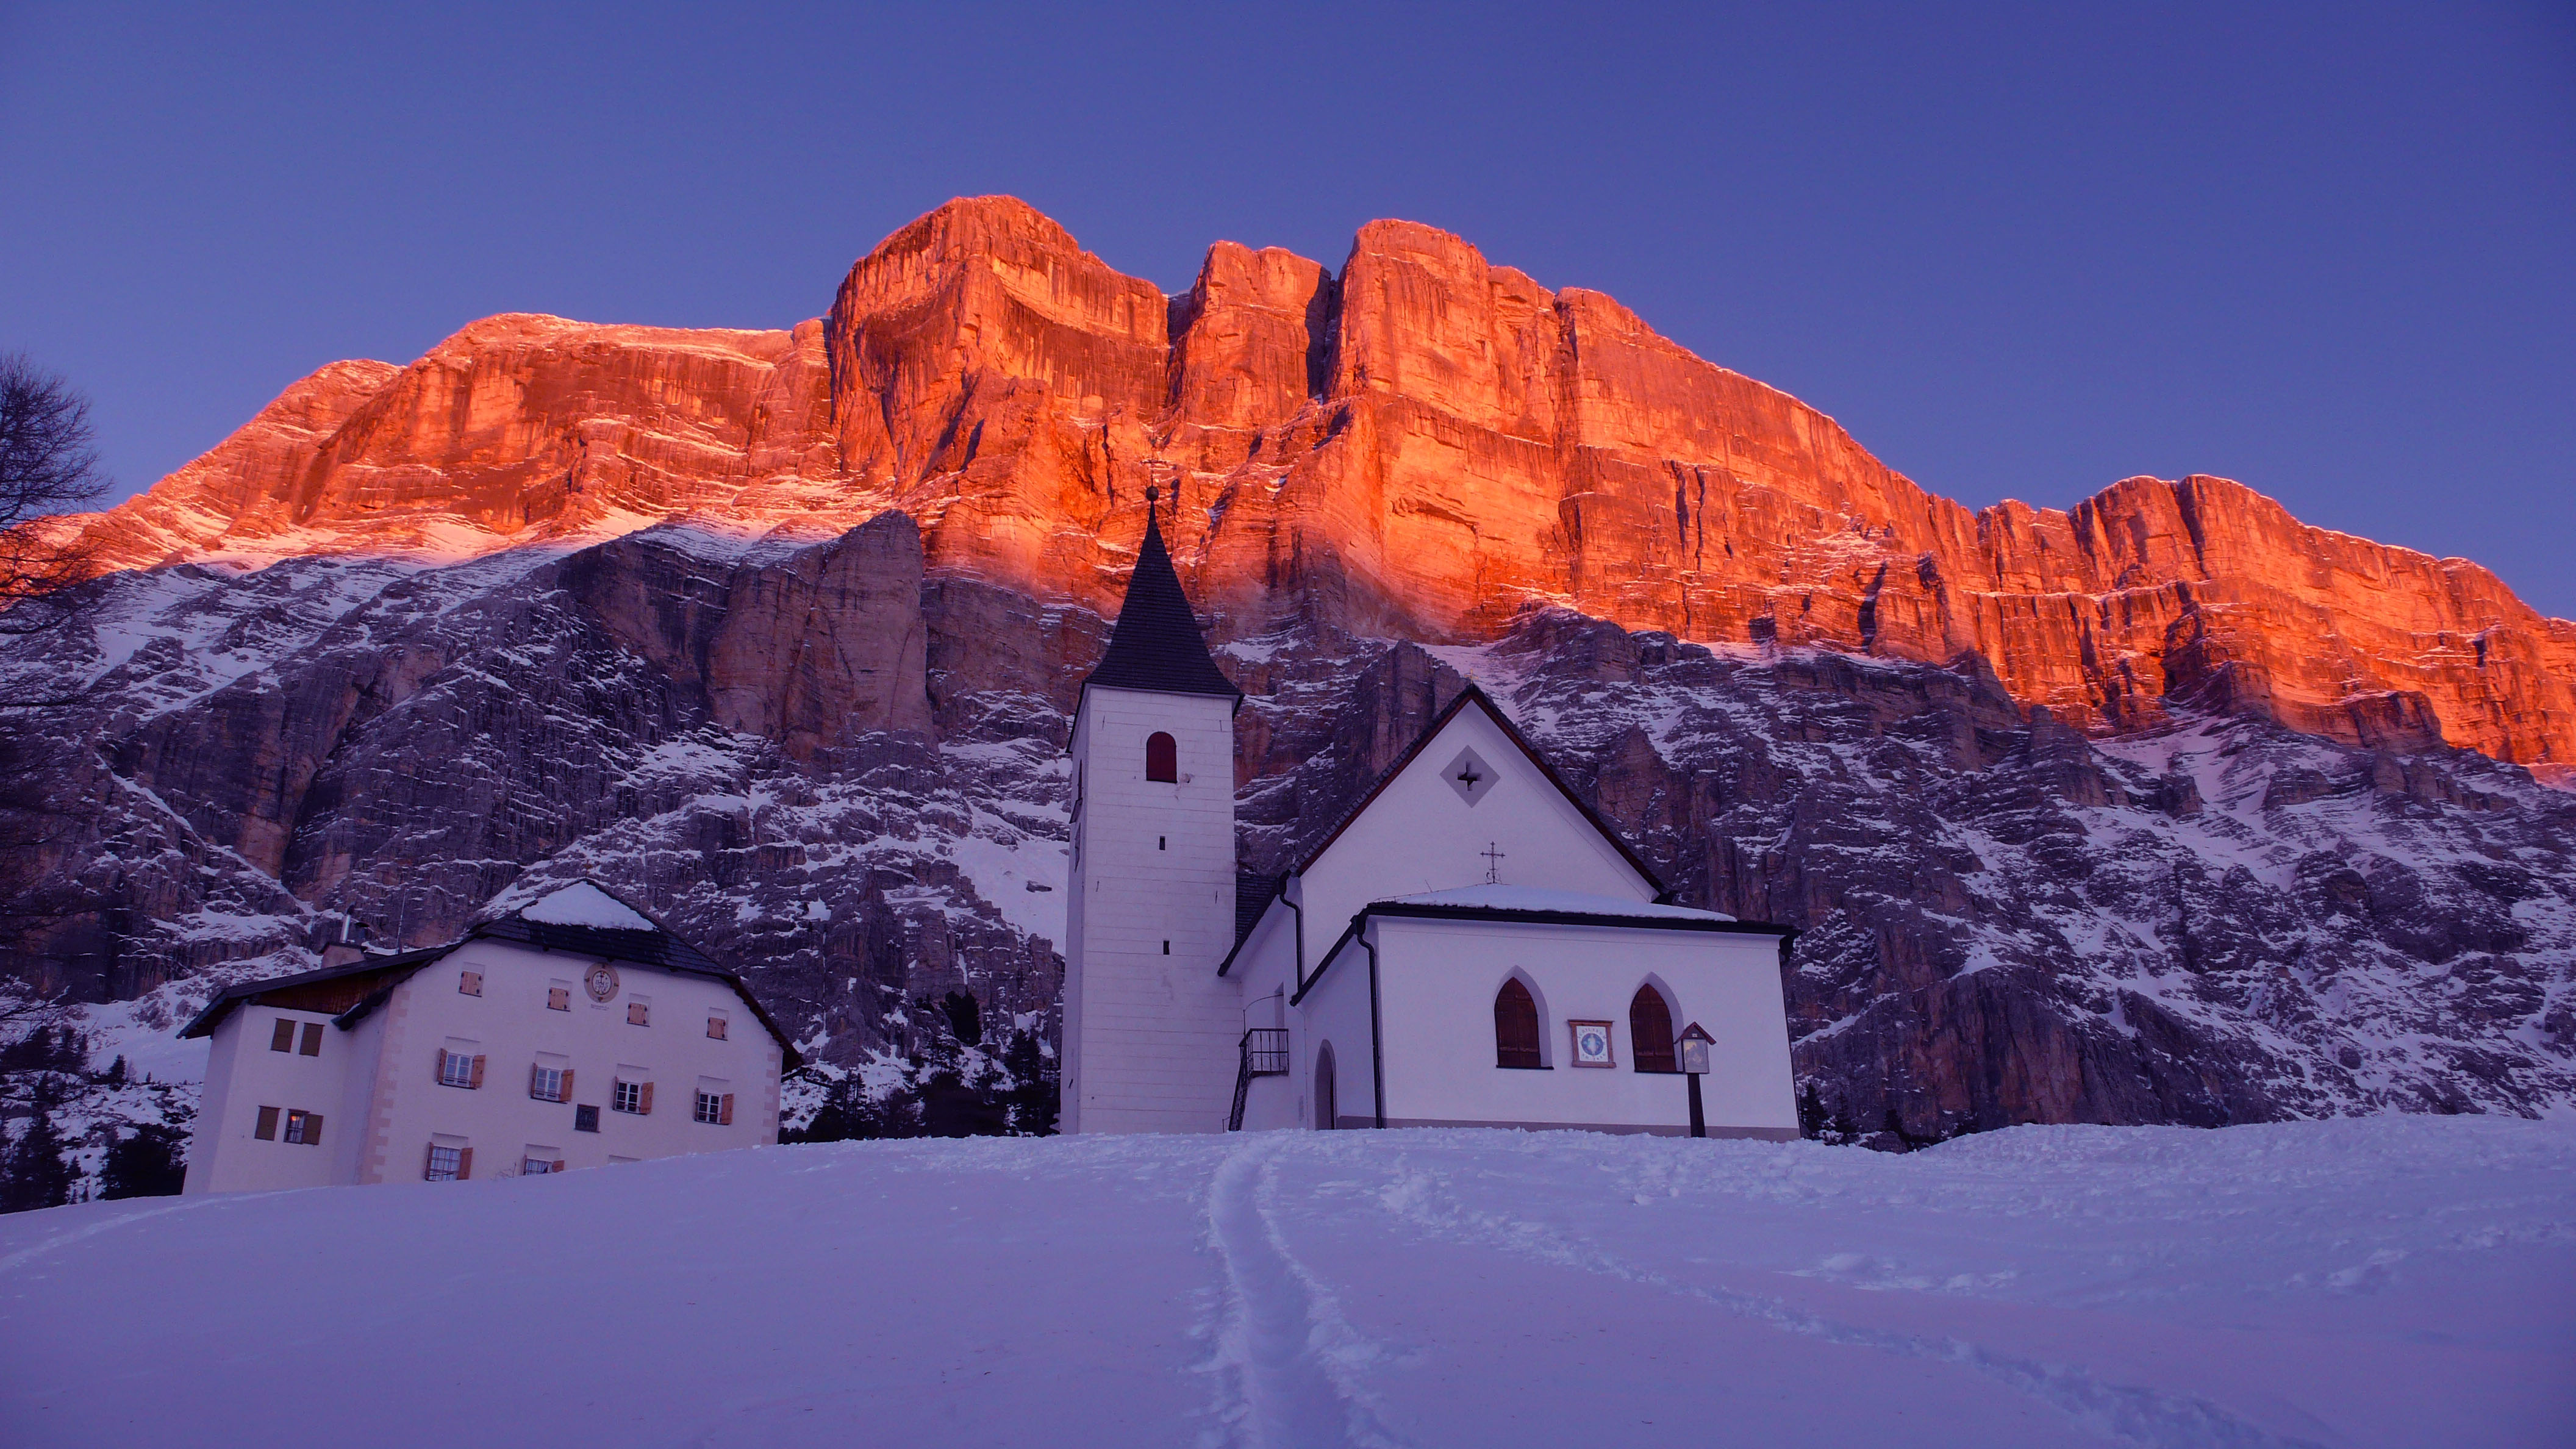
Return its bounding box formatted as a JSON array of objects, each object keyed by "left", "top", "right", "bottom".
[
  {"left": 1145, "top": 731, "right": 1178, "bottom": 782},
  {"left": 1495, "top": 978, "right": 1542, "bottom": 1068},
  {"left": 1630, "top": 985, "right": 1676, "bottom": 1073}
]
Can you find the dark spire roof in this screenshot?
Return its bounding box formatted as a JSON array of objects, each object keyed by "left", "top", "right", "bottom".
[{"left": 1083, "top": 490, "right": 1240, "bottom": 700}]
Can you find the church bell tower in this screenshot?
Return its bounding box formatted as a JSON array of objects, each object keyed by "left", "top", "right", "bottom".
[{"left": 1061, "top": 489, "right": 1243, "bottom": 1134}]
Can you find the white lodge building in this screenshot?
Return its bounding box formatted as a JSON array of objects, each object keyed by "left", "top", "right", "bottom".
[
  {"left": 179, "top": 882, "right": 796, "bottom": 1192},
  {"left": 1064, "top": 497, "right": 1800, "bottom": 1139}
]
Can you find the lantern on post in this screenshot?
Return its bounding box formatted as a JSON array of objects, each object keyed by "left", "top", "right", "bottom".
[{"left": 1676, "top": 1023, "right": 1716, "bottom": 1138}]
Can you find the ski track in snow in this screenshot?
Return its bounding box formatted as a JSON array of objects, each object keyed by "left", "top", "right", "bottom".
[
  {"left": 1361, "top": 1151, "right": 2325, "bottom": 1449},
  {"left": 1200, "top": 1137, "right": 1407, "bottom": 1448}
]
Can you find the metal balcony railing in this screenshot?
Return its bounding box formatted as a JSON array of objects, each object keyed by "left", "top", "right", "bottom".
[{"left": 1228, "top": 1028, "right": 1292, "bottom": 1130}]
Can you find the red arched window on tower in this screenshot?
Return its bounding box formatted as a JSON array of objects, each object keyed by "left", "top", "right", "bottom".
[
  {"left": 1630, "top": 985, "right": 1676, "bottom": 1073},
  {"left": 1145, "top": 732, "right": 1178, "bottom": 782},
  {"left": 1495, "top": 978, "right": 1542, "bottom": 1068}
]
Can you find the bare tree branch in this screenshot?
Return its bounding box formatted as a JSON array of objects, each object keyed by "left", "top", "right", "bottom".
[{"left": 0, "top": 352, "right": 112, "bottom": 634}]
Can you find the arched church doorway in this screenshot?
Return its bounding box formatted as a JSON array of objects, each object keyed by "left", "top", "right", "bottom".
[{"left": 1315, "top": 1042, "right": 1337, "bottom": 1131}]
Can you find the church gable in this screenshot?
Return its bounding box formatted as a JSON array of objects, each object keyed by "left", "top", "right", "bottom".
[{"left": 1295, "top": 687, "right": 1662, "bottom": 920}]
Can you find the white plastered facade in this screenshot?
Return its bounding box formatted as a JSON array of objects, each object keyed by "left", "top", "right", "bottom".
[
  {"left": 1072, "top": 681, "right": 1799, "bottom": 1140},
  {"left": 183, "top": 937, "right": 784, "bottom": 1193},
  {"left": 1061, "top": 684, "right": 1242, "bottom": 1134}
]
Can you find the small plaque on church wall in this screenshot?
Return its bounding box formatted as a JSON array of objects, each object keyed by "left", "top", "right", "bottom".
[{"left": 1569, "top": 1020, "right": 1615, "bottom": 1068}]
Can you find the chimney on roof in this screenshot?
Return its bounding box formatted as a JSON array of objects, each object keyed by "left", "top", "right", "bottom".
[{"left": 320, "top": 915, "right": 368, "bottom": 970}]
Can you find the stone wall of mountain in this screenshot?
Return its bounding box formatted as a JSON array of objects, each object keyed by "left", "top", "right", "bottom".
[
  {"left": 5, "top": 520, "right": 2571, "bottom": 1143},
  {"left": 52, "top": 198, "right": 2573, "bottom": 770}
]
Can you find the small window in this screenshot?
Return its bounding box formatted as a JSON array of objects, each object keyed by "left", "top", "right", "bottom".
[
  {"left": 627, "top": 1000, "right": 650, "bottom": 1027},
  {"left": 529, "top": 1064, "right": 571, "bottom": 1103},
  {"left": 546, "top": 984, "right": 571, "bottom": 1012},
  {"left": 693, "top": 1090, "right": 732, "bottom": 1125},
  {"left": 458, "top": 970, "right": 482, "bottom": 996},
  {"left": 437, "top": 1049, "right": 484, "bottom": 1089},
  {"left": 706, "top": 1015, "right": 728, "bottom": 1040},
  {"left": 574, "top": 1104, "right": 601, "bottom": 1134},
  {"left": 269, "top": 1018, "right": 296, "bottom": 1053},
  {"left": 520, "top": 1151, "right": 564, "bottom": 1175},
  {"left": 298, "top": 1022, "right": 323, "bottom": 1056},
  {"left": 282, "top": 1109, "right": 324, "bottom": 1145},
  {"left": 612, "top": 1079, "right": 651, "bottom": 1115},
  {"left": 1145, "top": 731, "right": 1178, "bottom": 782},
  {"left": 1495, "top": 979, "right": 1543, "bottom": 1069},
  {"left": 254, "top": 1105, "right": 280, "bottom": 1140},
  {"left": 1630, "top": 986, "right": 1677, "bottom": 1073},
  {"left": 424, "top": 1143, "right": 470, "bottom": 1182}
]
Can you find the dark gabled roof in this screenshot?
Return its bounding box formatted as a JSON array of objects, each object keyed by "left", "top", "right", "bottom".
[
  {"left": 1285, "top": 683, "right": 1670, "bottom": 898},
  {"left": 1081, "top": 499, "right": 1240, "bottom": 701},
  {"left": 473, "top": 914, "right": 728, "bottom": 975},
  {"left": 177, "top": 881, "right": 803, "bottom": 1067},
  {"left": 177, "top": 947, "right": 448, "bottom": 1039},
  {"left": 1234, "top": 872, "right": 1283, "bottom": 952}
]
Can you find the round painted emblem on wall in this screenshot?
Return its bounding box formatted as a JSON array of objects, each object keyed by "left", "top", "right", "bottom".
[
  {"left": 1580, "top": 1028, "right": 1608, "bottom": 1057},
  {"left": 584, "top": 962, "right": 620, "bottom": 1002}
]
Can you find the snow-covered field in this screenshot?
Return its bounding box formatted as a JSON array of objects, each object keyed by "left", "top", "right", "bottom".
[{"left": 3, "top": 1118, "right": 2570, "bottom": 1448}]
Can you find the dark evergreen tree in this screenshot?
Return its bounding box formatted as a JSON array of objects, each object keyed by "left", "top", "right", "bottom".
[
  {"left": 99, "top": 1123, "right": 185, "bottom": 1199},
  {"left": 939, "top": 990, "right": 983, "bottom": 1048},
  {"left": 101, "top": 1056, "right": 126, "bottom": 1087},
  {"left": 1002, "top": 1029, "right": 1059, "bottom": 1136},
  {"left": 0, "top": 1088, "right": 75, "bottom": 1212}
]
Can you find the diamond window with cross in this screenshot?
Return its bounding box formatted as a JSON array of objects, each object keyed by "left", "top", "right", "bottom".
[{"left": 1443, "top": 748, "right": 1495, "bottom": 807}]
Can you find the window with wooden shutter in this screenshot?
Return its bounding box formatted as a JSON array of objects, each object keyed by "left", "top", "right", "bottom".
[
  {"left": 437, "top": 1049, "right": 482, "bottom": 1089},
  {"left": 457, "top": 1147, "right": 472, "bottom": 1179},
  {"left": 613, "top": 1079, "right": 642, "bottom": 1114},
  {"left": 551, "top": 1159, "right": 565, "bottom": 1173},
  {"left": 1495, "top": 979, "right": 1543, "bottom": 1068},
  {"left": 299, "top": 1022, "right": 323, "bottom": 1056},
  {"left": 1629, "top": 986, "right": 1677, "bottom": 1073},
  {"left": 547, "top": 986, "right": 570, "bottom": 1011},
  {"left": 470, "top": 1054, "right": 486, "bottom": 1089},
  {"left": 270, "top": 1018, "right": 296, "bottom": 1052},
  {"left": 284, "top": 1109, "right": 322, "bottom": 1145},
  {"left": 459, "top": 970, "right": 482, "bottom": 996},
  {"left": 627, "top": 1000, "right": 649, "bottom": 1026},
  {"left": 706, "top": 1015, "right": 728, "bottom": 1040},
  {"left": 560, "top": 1067, "right": 574, "bottom": 1100},
  {"left": 639, "top": 1081, "right": 654, "bottom": 1115},
  {"left": 424, "top": 1142, "right": 465, "bottom": 1181},
  {"left": 255, "top": 1106, "right": 280, "bottom": 1140},
  {"left": 531, "top": 1064, "right": 568, "bottom": 1102},
  {"left": 720, "top": 1093, "right": 734, "bottom": 1126}
]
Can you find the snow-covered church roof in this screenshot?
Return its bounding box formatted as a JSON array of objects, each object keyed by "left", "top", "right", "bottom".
[{"left": 1377, "top": 886, "right": 1741, "bottom": 923}]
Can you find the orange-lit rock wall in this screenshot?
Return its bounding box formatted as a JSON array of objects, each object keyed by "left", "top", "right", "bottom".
[{"left": 57, "top": 197, "right": 2575, "bottom": 766}]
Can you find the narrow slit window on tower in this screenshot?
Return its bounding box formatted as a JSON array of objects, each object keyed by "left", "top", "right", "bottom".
[
  {"left": 1495, "top": 979, "right": 1543, "bottom": 1068},
  {"left": 1162, "top": 940, "right": 1171, "bottom": 955},
  {"left": 1145, "top": 731, "right": 1177, "bottom": 782}
]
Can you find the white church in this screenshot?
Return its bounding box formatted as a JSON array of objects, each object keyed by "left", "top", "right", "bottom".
[{"left": 1063, "top": 496, "right": 1801, "bottom": 1139}]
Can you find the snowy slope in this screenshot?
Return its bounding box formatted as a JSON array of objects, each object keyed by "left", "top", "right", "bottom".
[{"left": 2, "top": 1119, "right": 2569, "bottom": 1448}]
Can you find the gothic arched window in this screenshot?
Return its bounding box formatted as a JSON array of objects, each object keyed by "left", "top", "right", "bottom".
[
  {"left": 1315, "top": 1042, "right": 1337, "bottom": 1131},
  {"left": 1495, "top": 978, "right": 1542, "bottom": 1068},
  {"left": 1630, "top": 985, "right": 1676, "bottom": 1073},
  {"left": 1145, "top": 731, "right": 1178, "bottom": 782}
]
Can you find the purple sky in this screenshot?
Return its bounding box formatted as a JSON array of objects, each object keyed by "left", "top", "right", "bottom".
[{"left": 4, "top": 2, "right": 2569, "bottom": 615}]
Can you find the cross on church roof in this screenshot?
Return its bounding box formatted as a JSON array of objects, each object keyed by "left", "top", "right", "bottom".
[{"left": 1481, "top": 842, "right": 1506, "bottom": 884}]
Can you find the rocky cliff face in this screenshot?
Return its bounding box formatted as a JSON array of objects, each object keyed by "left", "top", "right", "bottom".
[
  {"left": 4, "top": 528, "right": 2570, "bottom": 1154},
  {"left": 6, "top": 200, "right": 2571, "bottom": 1184},
  {"left": 53, "top": 198, "right": 2574, "bottom": 768}
]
